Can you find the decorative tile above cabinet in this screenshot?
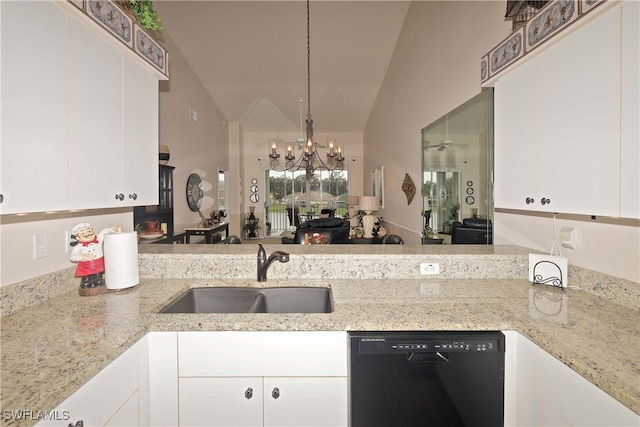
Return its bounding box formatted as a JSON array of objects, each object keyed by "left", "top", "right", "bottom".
[
  {"left": 68, "top": 0, "right": 169, "bottom": 78},
  {"left": 482, "top": 0, "right": 609, "bottom": 85}
]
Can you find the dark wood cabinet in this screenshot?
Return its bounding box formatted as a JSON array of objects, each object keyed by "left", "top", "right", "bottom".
[{"left": 134, "top": 165, "right": 175, "bottom": 235}]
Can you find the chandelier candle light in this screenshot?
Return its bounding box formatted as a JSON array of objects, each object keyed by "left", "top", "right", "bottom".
[
  {"left": 359, "top": 196, "right": 379, "bottom": 238},
  {"left": 268, "top": 0, "right": 345, "bottom": 178}
]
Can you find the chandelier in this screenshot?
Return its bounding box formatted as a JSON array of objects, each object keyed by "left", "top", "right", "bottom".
[{"left": 268, "top": 0, "right": 345, "bottom": 178}]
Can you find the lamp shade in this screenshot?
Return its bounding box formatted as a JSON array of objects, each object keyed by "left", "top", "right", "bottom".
[
  {"left": 359, "top": 196, "right": 379, "bottom": 212},
  {"left": 346, "top": 195, "right": 359, "bottom": 205}
]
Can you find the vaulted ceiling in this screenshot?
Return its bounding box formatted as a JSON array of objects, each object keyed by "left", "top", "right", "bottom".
[{"left": 153, "top": 1, "right": 411, "bottom": 133}]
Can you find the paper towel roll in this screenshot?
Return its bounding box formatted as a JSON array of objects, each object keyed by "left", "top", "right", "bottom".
[{"left": 104, "top": 232, "right": 139, "bottom": 290}]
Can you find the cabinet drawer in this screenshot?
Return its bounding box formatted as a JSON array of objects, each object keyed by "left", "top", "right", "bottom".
[{"left": 178, "top": 331, "right": 347, "bottom": 377}]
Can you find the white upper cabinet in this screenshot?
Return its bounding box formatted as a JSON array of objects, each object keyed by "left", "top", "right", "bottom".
[
  {"left": 0, "top": 0, "right": 162, "bottom": 214},
  {"left": 620, "top": 0, "right": 640, "bottom": 219},
  {"left": 0, "top": 1, "right": 68, "bottom": 213},
  {"left": 122, "top": 56, "right": 159, "bottom": 207},
  {"left": 495, "top": 3, "right": 637, "bottom": 218},
  {"left": 67, "top": 18, "right": 124, "bottom": 209}
]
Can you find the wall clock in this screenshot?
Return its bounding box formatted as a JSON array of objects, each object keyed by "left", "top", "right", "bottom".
[{"left": 186, "top": 173, "right": 204, "bottom": 212}]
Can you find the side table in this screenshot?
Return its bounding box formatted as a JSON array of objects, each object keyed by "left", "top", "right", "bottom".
[{"left": 184, "top": 223, "right": 229, "bottom": 244}]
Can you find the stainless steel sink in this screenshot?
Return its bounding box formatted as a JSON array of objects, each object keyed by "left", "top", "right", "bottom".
[{"left": 159, "top": 287, "right": 334, "bottom": 314}]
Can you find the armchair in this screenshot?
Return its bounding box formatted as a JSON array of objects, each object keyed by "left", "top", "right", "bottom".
[{"left": 451, "top": 218, "right": 493, "bottom": 244}]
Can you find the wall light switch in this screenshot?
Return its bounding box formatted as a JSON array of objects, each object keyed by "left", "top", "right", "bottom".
[{"left": 33, "top": 233, "right": 48, "bottom": 259}]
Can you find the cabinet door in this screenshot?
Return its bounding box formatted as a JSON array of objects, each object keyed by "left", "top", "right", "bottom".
[
  {"left": 104, "top": 390, "right": 139, "bottom": 427},
  {"left": 494, "top": 57, "right": 542, "bottom": 211},
  {"left": 0, "top": 1, "right": 68, "bottom": 214},
  {"left": 263, "top": 377, "right": 348, "bottom": 427},
  {"left": 495, "top": 5, "right": 623, "bottom": 216},
  {"left": 538, "top": 6, "right": 621, "bottom": 215},
  {"left": 67, "top": 18, "right": 124, "bottom": 209},
  {"left": 37, "top": 343, "right": 139, "bottom": 426},
  {"left": 620, "top": 0, "right": 640, "bottom": 218},
  {"left": 540, "top": 341, "right": 639, "bottom": 426},
  {"left": 122, "top": 56, "right": 159, "bottom": 206},
  {"left": 179, "top": 377, "right": 264, "bottom": 427}
]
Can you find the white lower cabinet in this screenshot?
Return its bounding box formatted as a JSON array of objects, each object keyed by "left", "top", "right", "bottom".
[
  {"left": 179, "top": 376, "right": 347, "bottom": 427},
  {"left": 37, "top": 342, "right": 139, "bottom": 426},
  {"left": 504, "top": 331, "right": 639, "bottom": 427},
  {"left": 177, "top": 331, "right": 348, "bottom": 427}
]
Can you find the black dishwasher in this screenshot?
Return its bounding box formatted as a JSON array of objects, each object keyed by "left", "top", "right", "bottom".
[{"left": 349, "top": 331, "right": 505, "bottom": 427}]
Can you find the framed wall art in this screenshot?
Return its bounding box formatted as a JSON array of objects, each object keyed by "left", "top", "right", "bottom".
[{"left": 372, "top": 166, "right": 385, "bottom": 209}]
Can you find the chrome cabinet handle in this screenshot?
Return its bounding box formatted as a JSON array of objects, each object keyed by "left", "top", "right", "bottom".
[
  {"left": 525, "top": 197, "right": 535, "bottom": 204},
  {"left": 541, "top": 198, "right": 550, "bottom": 205},
  {"left": 115, "top": 193, "right": 124, "bottom": 201},
  {"left": 271, "top": 387, "right": 280, "bottom": 399},
  {"left": 245, "top": 387, "right": 253, "bottom": 399},
  {"left": 128, "top": 193, "right": 138, "bottom": 200}
]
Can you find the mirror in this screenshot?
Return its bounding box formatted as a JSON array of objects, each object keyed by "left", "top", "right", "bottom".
[{"left": 421, "top": 89, "right": 494, "bottom": 244}]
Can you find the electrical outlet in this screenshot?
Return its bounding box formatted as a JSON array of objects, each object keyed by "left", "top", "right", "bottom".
[
  {"left": 420, "top": 262, "right": 440, "bottom": 275},
  {"left": 559, "top": 227, "right": 578, "bottom": 249},
  {"left": 65, "top": 230, "right": 74, "bottom": 252},
  {"left": 33, "top": 233, "right": 48, "bottom": 259}
]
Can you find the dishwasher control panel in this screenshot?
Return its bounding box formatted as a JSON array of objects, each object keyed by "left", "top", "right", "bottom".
[{"left": 355, "top": 334, "right": 503, "bottom": 354}]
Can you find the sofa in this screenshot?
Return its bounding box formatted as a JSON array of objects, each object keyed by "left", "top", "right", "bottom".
[
  {"left": 451, "top": 218, "right": 493, "bottom": 244},
  {"left": 281, "top": 217, "right": 351, "bottom": 244}
]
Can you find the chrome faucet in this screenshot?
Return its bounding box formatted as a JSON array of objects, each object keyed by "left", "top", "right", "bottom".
[{"left": 257, "top": 244, "right": 290, "bottom": 282}]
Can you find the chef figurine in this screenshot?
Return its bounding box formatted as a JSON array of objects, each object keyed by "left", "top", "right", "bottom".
[{"left": 69, "top": 222, "right": 120, "bottom": 295}]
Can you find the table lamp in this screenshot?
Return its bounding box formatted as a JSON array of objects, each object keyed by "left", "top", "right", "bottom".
[{"left": 359, "top": 196, "right": 379, "bottom": 238}]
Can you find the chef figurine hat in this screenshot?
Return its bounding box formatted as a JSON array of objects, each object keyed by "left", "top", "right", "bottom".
[{"left": 71, "top": 222, "right": 92, "bottom": 236}]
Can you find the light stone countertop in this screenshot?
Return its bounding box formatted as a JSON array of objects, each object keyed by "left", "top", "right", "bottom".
[{"left": 1, "top": 245, "right": 638, "bottom": 426}]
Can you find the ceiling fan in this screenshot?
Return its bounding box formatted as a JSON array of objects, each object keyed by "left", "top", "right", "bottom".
[
  {"left": 424, "top": 139, "right": 456, "bottom": 151},
  {"left": 423, "top": 114, "right": 468, "bottom": 151}
]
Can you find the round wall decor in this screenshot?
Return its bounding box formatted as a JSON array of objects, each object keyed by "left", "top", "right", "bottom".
[
  {"left": 186, "top": 173, "right": 203, "bottom": 212},
  {"left": 466, "top": 195, "right": 475, "bottom": 205},
  {"left": 249, "top": 178, "right": 259, "bottom": 204}
]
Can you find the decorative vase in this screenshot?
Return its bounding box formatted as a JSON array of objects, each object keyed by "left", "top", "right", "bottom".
[{"left": 159, "top": 145, "right": 170, "bottom": 165}]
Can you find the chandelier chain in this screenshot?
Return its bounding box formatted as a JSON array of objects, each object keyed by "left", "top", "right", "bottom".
[{"left": 307, "top": 0, "right": 311, "bottom": 121}]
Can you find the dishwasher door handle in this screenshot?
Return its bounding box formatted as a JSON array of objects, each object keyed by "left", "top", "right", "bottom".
[{"left": 407, "top": 352, "right": 449, "bottom": 362}]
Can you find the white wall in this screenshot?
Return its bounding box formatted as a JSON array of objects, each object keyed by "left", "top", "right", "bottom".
[{"left": 364, "top": 1, "right": 511, "bottom": 244}]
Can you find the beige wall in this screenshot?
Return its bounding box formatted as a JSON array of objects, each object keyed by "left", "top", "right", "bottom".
[
  {"left": 241, "top": 131, "right": 364, "bottom": 218},
  {"left": 157, "top": 33, "right": 229, "bottom": 234},
  {"left": 3, "top": 1, "right": 637, "bottom": 287},
  {"left": 365, "top": 1, "right": 638, "bottom": 282},
  {"left": 0, "top": 210, "right": 133, "bottom": 286},
  {"left": 364, "top": 1, "right": 510, "bottom": 243}
]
